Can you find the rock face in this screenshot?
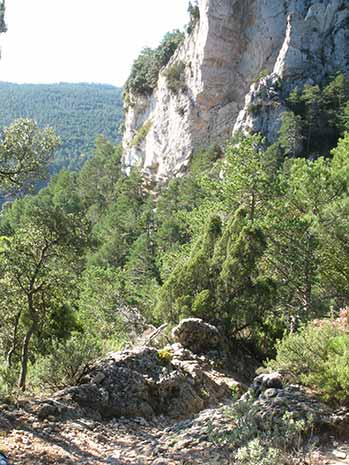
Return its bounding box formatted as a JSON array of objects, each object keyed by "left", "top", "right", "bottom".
[
  {"left": 44, "top": 339, "right": 240, "bottom": 421},
  {"left": 122, "top": 0, "right": 349, "bottom": 184},
  {"left": 234, "top": 0, "right": 349, "bottom": 142}
]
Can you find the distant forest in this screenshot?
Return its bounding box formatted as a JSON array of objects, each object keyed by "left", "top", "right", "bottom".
[{"left": 0, "top": 82, "right": 123, "bottom": 173}]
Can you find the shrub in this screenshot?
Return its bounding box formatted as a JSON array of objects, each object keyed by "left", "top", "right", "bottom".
[
  {"left": 0, "top": 362, "right": 20, "bottom": 397},
  {"left": 209, "top": 396, "right": 313, "bottom": 465},
  {"left": 253, "top": 68, "right": 269, "bottom": 84},
  {"left": 131, "top": 121, "right": 152, "bottom": 148},
  {"left": 247, "top": 102, "right": 263, "bottom": 115},
  {"left": 267, "top": 312, "right": 349, "bottom": 405},
  {"left": 187, "top": 1, "right": 200, "bottom": 34},
  {"left": 29, "top": 333, "right": 104, "bottom": 391},
  {"left": 163, "top": 62, "right": 186, "bottom": 94},
  {"left": 124, "top": 30, "right": 184, "bottom": 97}
]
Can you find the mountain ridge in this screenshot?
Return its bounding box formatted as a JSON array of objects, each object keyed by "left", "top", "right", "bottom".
[{"left": 0, "top": 81, "right": 123, "bottom": 173}]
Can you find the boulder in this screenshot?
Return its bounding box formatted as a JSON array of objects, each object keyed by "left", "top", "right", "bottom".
[
  {"left": 46, "top": 342, "right": 239, "bottom": 421},
  {"left": 252, "top": 372, "right": 283, "bottom": 396},
  {"left": 172, "top": 318, "right": 221, "bottom": 354}
]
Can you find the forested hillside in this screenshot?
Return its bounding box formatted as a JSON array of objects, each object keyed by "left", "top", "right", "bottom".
[
  {"left": 0, "top": 82, "right": 123, "bottom": 173},
  {"left": 0, "top": 73, "right": 349, "bottom": 391},
  {"left": 1, "top": 1, "right": 349, "bottom": 463}
]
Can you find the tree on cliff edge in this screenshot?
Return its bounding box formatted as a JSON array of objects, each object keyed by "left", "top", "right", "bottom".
[{"left": 0, "top": 119, "right": 59, "bottom": 195}]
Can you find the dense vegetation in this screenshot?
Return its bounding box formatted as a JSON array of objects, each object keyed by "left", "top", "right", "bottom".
[
  {"left": 0, "top": 70, "right": 349, "bottom": 413},
  {"left": 283, "top": 73, "right": 349, "bottom": 156},
  {"left": 0, "top": 82, "right": 123, "bottom": 173}
]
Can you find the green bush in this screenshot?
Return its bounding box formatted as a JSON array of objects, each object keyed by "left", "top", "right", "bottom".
[
  {"left": 163, "top": 62, "right": 186, "bottom": 94},
  {"left": 0, "top": 362, "right": 20, "bottom": 397},
  {"left": 187, "top": 1, "right": 200, "bottom": 34},
  {"left": 131, "top": 121, "right": 152, "bottom": 148},
  {"left": 209, "top": 397, "right": 312, "bottom": 465},
  {"left": 124, "top": 30, "right": 184, "bottom": 97},
  {"left": 267, "top": 319, "right": 349, "bottom": 404},
  {"left": 29, "top": 333, "right": 103, "bottom": 391},
  {"left": 252, "top": 68, "right": 269, "bottom": 84}
]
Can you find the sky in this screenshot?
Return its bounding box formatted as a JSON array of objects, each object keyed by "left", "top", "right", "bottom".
[{"left": 0, "top": 0, "right": 189, "bottom": 87}]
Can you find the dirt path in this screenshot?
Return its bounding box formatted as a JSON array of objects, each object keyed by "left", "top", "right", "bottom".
[
  {"left": 1, "top": 405, "right": 348, "bottom": 465},
  {"left": 0, "top": 405, "right": 234, "bottom": 465}
]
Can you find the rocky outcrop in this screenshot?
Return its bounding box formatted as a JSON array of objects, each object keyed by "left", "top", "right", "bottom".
[
  {"left": 234, "top": 0, "right": 349, "bottom": 142},
  {"left": 122, "top": 0, "right": 349, "bottom": 184},
  {"left": 38, "top": 331, "right": 241, "bottom": 421},
  {"left": 236, "top": 371, "right": 349, "bottom": 437}
]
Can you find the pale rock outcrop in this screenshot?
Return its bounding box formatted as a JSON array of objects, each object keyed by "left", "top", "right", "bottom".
[
  {"left": 234, "top": 0, "right": 349, "bottom": 142},
  {"left": 172, "top": 318, "right": 221, "bottom": 353},
  {"left": 122, "top": 0, "right": 349, "bottom": 183}
]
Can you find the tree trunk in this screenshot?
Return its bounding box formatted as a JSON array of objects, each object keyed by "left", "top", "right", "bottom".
[
  {"left": 18, "top": 321, "right": 36, "bottom": 391},
  {"left": 7, "top": 310, "right": 21, "bottom": 368}
]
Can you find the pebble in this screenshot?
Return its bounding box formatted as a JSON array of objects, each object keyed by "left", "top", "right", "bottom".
[{"left": 333, "top": 450, "right": 347, "bottom": 459}]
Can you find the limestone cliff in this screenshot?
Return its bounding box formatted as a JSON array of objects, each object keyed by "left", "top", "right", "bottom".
[{"left": 122, "top": 0, "right": 349, "bottom": 184}]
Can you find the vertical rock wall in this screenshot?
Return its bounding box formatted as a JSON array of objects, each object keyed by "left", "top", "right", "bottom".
[
  {"left": 122, "top": 0, "right": 349, "bottom": 184},
  {"left": 234, "top": 0, "right": 349, "bottom": 142}
]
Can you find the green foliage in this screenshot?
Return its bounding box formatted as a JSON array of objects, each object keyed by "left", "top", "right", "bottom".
[
  {"left": 89, "top": 169, "right": 148, "bottom": 268},
  {"left": 0, "top": 82, "right": 123, "bottom": 174},
  {"left": 286, "top": 74, "right": 349, "bottom": 157},
  {"left": 187, "top": 1, "right": 200, "bottom": 34},
  {"left": 0, "top": 118, "right": 59, "bottom": 194},
  {"left": 124, "top": 48, "right": 159, "bottom": 97},
  {"left": 267, "top": 317, "right": 349, "bottom": 404},
  {"left": 156, "top": 208, "right": 275, "bottom": 341},
  {"left": 212, "top": 397, "right": 313, "bottom": 465},
  {"left": 247, "top": 102, "right": 263, "bottom": 115},
  {"left": 130, "top": 120, "right": 152, "bottom": 147},
  {"left": 78, "top": 266, "right": 130, "bottom": 340},
  {"left": 78, "top": 137, "right": 122, "bottom": 215},
  {"left": 155, "top": 214, "right": 221, "bottom": 322},
  {"left": 156, "top": 31, "right": 185, "bottom": 68},
  {"left": 278, "top": 111, "right": 304, "bottom": 157},
  {"left": 0, "top": 192, "right": 88, "bottom": 390},
  {"left": 29, "top": 333, "right": 103, "bottom": 391},
  {"left": 155, "top": 129, "right": 349, "bottom": 356},
  {"left": 163, "top": 61, "right": 186, "bottom": 94},
  {"left": 124, "top": 30, "right": 184, "bottom": 97},
  {"left": 253, "top": 68, "right": 269, "bottom": 84},
  {"left": 2, "top": 68, "right": 349, "bottom": 393}
]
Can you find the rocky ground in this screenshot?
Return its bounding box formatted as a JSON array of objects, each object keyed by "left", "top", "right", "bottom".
[
  {"left": 1, "top": 319, "right": 348, "bottom": 465},
  {"left": 0, "top": 402, "right": 349, "bottom": 465}
]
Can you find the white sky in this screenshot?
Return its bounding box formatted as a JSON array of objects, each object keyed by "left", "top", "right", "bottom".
[{"left": 0, "top": 0, "right": 189, "bottom": 87}]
